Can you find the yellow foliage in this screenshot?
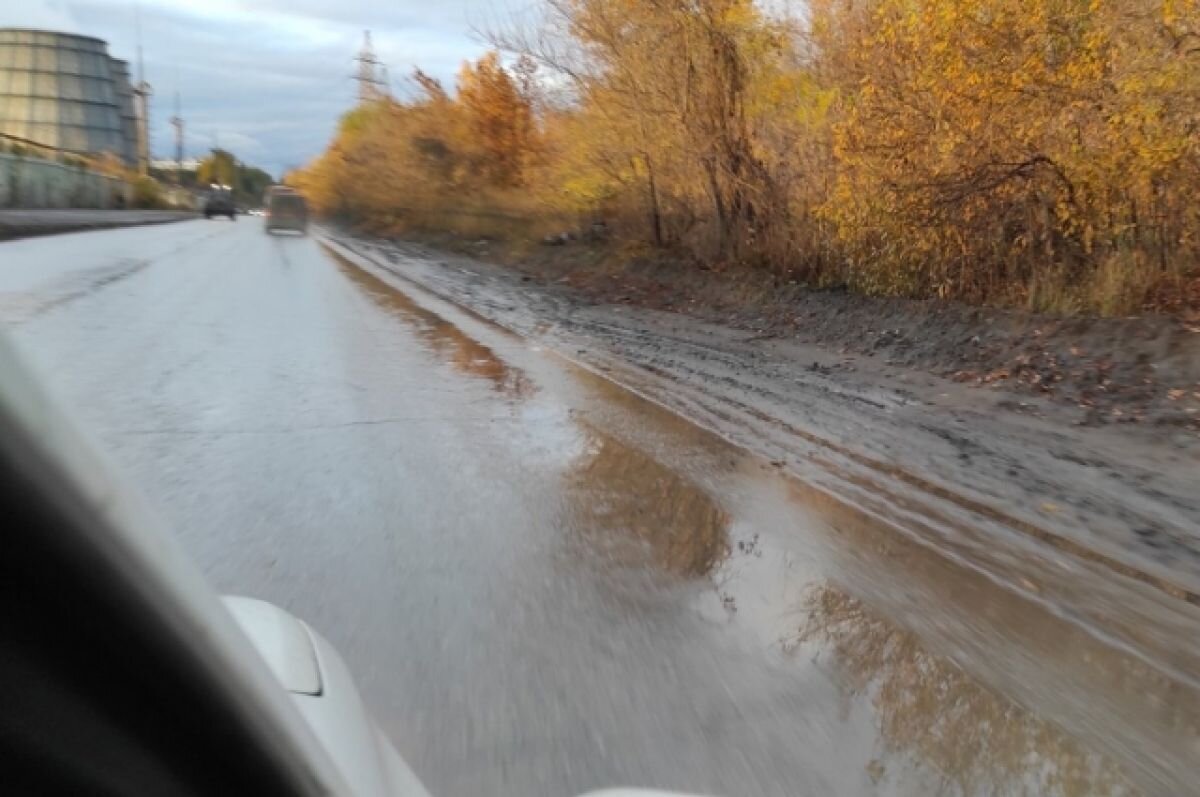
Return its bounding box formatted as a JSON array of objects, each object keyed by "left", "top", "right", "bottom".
[
  {"left": 291, "top": 53, "right": 550, "bottom": 237},
  {"left": 296, "top": 0, "right": 1200, "bottom": 315},
  {"left": 817, "top": 0, "right": 1200, "bottom": 308}
]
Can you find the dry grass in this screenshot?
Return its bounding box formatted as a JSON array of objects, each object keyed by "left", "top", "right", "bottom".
[{"left": 1022, "top": 251, "right": 1198, "bottom": 317}]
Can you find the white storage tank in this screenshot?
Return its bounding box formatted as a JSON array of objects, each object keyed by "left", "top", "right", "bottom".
[{"left": 0, "top": 29, "right": 135, "bottom": 164}]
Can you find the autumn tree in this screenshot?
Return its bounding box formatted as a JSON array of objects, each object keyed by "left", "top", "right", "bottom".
[
  {"left": 817, "top": 0, "right": 1200, "bottom": 309},
  {"left": 196, "top": 149, "right": 237, "bottom": 187},
  {"left": 291, "top": 54, "right": 549, "bottom": 236},
  {"left": 194, "top": 149, "right": 273, "bottom": 205},
  {"left": 505, "top": 0, "right": 801, "bottom": 260},
  {"left": 295, "top": 0, "right": 1200, "bottom": 315},
  {"left": 457, "top": 52, "right": 538, "bottom": 186}
]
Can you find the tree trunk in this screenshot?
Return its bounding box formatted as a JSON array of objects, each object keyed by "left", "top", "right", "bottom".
[
  {"left": 705, "top": 157, "right": 728, "bottom": 258},
  {"left": 644, "top": 153, "right": 664, "bottom": 247}
]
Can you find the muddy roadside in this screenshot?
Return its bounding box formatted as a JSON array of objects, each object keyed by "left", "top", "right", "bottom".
[
  {"left": 410, "top": 232, "right": 1200, "bottom": 436},
  {"left": 322, "top": 230, "right": 1200, "bottom": 645}
]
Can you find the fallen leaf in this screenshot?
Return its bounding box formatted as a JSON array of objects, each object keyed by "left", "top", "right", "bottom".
[{"left": 982, "top": 368, "right": 1010, "bottom": 383}]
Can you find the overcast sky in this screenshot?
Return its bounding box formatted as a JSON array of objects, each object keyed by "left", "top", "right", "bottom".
[{"left": 2, "top": 1, "right": 496, "bottom": 177}]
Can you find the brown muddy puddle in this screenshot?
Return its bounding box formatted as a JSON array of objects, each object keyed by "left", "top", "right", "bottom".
[
  {"left": 337, "top": 248, "right": 534, "bottom": 399},
  {"left": 331, "top": 247, "right": 1200, "bottom": 796}
]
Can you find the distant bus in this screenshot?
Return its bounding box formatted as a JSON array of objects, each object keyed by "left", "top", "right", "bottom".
[{"left": 263, "top": 186, "right": 308, "bottom": 235}]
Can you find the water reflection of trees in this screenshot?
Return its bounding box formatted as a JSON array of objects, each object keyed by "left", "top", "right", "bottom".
[
  {"left": 562, "top": 423, "right": 729, "bottom": 578},
  {"left": 796, "top": 584, "right": 1135, "bottom": 796},
  {"left": 333, "top": 248, "right": 534, "bottom": 398}
]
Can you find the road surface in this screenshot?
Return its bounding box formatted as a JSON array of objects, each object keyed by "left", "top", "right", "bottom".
[{"left": 1, "top": 220, "right": 1196, "bottom": 796}]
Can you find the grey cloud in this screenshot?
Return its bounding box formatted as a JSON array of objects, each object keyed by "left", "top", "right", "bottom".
[
  {"left": 0, "top": 1, "right": 79, "bottom": 32},
  {"left": 5, "top": 0, "right": 489, "bottom": 177}
]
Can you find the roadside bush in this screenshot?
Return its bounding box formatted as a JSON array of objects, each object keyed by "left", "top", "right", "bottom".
[
  {"left": 817, "top": 0, "right": 1200, "bottom": 313},
  {"left": 131, "top": 176, "right": 166, "bottom": 209},
  {"left": 295, "top": 0, "right": 1200, "bottom": 317}
]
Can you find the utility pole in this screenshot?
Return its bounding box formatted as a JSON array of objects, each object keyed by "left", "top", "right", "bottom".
[
  {"left": 354, "top": 30, "right": 384, "bottom": 102},
  {"left": 169, "top": 90, "right": 184, "bottom": 185},
  {"left": 132, "top": 6, "right": 152, "bottom": 176}
]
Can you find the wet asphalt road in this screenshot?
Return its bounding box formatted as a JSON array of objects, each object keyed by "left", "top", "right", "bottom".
[{"left": 2, "top": 220, "right": 1197, "bottom": 796}]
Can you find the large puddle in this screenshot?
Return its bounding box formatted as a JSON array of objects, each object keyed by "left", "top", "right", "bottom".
[{"left": 331, "top": 247, "right": 1200, "bottom": 795}]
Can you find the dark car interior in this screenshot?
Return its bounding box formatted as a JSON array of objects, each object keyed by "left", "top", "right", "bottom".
[{"left": 0, "top": 345, "right": 322, "bottom": 796}]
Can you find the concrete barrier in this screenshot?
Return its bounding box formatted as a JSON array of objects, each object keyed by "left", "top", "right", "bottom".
[
  {"left": 0, "top": 209, "right": 197, "bottom": 241},
  {"left": 0, "top": 153, "right": 131, "bottom": 209}
]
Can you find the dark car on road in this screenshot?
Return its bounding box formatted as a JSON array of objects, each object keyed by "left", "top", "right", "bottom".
[
  {"left": 264, "top": 188, "right": 308, "bottom": 235},
  {"left": 204, "top": 188, "right": 237, "bottom": 221}
]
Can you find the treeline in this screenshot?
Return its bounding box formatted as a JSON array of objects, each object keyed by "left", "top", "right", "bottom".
[
  {"left": 293, "top": 54, "right": 548, "bottom": 238},
  {"left": 293, "top": 0, "right": 1200, "bottom": 315},
  {"left": 194, "top": 149, "right": 274, "bottom": 206}
]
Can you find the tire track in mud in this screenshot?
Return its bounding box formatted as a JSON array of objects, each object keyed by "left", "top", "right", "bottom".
[{"left": 555, "top": 314, "right": 1200, "bottom": 573}]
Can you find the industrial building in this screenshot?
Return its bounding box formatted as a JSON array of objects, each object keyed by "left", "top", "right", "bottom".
[
  {"left": 0, "top": 29, "right": 143, "bottom": 167},
  {"left": 108, "top": 58, "right": 139, "bottom": 165}
]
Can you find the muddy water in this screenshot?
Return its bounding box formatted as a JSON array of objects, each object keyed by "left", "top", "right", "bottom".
[
  {"left": 332, "top": 249, "right": 1197, "bottom": 795},
  {"left": 6, "top": 223, "right": 1195, "bottom": 796},
  {"left": 557, "top": 363, "right": 1198, "bottom": 796}
]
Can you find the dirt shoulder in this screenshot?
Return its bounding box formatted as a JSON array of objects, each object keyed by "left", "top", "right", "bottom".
[
  {"left": 415, "top": 231, "right": 1200, "bottom": 436},
  {"left": 323, "top": 229, "right": 1200, "bottom": 666}
]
